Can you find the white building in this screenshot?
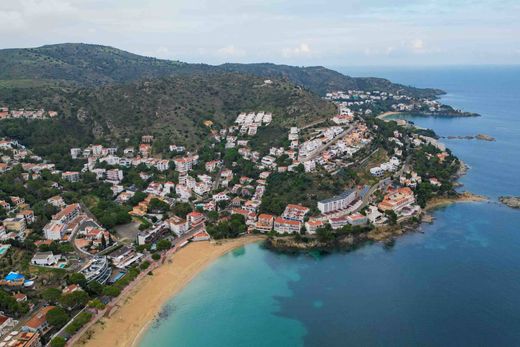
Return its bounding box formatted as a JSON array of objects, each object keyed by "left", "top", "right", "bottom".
[{"left": 317, "top": 189, "right": 358, "bottom": 214}]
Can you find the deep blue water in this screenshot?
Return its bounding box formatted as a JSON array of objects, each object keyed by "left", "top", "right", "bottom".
[{"left": 140, "top": 66, "right": 520, "bottom": 347}]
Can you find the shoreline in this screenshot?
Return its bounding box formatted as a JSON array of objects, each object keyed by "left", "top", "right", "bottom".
[
  {"left": 76, "top": 236, "right": 265, "bottom": 347},
  {"left": 377, "top": 111, "right": 402, "bottom": 120}
]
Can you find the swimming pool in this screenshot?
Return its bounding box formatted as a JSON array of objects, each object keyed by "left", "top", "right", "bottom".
[{"left": 0, "top": 245, "right": 11, "bottom": 255}]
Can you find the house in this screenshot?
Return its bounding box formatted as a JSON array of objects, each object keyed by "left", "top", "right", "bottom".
[
  {"left": 255, "top": 214, "right": 275, "bottom": 232},
  {"left": 1, "top": 331, "right": 40, "bottom": 347},
  {"left": 31, "top": 252, "right": 60, "bottom": 266},
  {"left": 347, "top": 213, "right": 368, "bottom": 226},
  {"left": 305, "top": 220, "right": 325, "bottom": 234},
  {"left": 212, "top": 192, "right": 230, "bottom": 202},
  {"left": 231, "top": 208, "right": 257, "bottom": 225},
  {"left": 366, "top": 205, "right": 386, "bottom": 224},
  {"left": 274, "top": 217, "right": 301, "bottom": 234},
  {"left": 62, "top": 171, "right": 80, "bottom": 182},
  {"left": 282, "top": 204, "right": 310, "bottom": 222},
  {"left": 47, "top": 195, "right": 65, "bottom": 208},
  {"left": 155, "top": 159, "right": 170, "bottom": 172},
  {"left": 139, "top": 144, "right": 151, "bottom": 157},
  {"left": 106, "top": 169, "right": 124, "bottom": 182},
  {"left": 378, "top": 187, "right": 415, "bottom": 212},
  {"left": 80, "top": 256, "right": 112, "bottom": 284},
  {"left": 107, "top": 246, "right": 143, "bottom": 269},
  {"left": 205, "top": 160, "right": 222, "bottom": 173},
  {"left": 0, "top": 314, "right": 14, "bottom": 336},
  {"left": 13, "top": 292, "right": 28, "bottom": 302},
  {"left": 329, "top": 216, "right": 349, "bottom": 230},
  {"left": 187, "top": 211, "right": 205, "bottom": 229},
  {"left": 19, "top": 210, "right": 35, "bottom": 224},
  {"left": 43, "top": 221, "right": 67, "bottom": 241},
  {"left": 62, "top": 284, "right": 82, "bottom": 295},
  {"left": 168, "top": 216, "right": 188, "bottom": 235},
  {"left": 3, "top": 217, "right": 26, "bottom": 233},
  {"left": 141, "top": 135, "right": 154, "bottom": 143},
  {"left": 52, "top": 204, "right": 81, "bottom": 224},
  {"left": 173, "top": 155, "right": 199, "bottom": 172},
  {"left": 191, "top": 230, "right": 210, "bottom": 241},
  {"left": 23, "top": 306, "right": 56, "bottom": 333}
]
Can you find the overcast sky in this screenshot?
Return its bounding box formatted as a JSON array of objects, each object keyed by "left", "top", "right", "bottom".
[{"left": 1, "top": 0, "right": 519, "bottom": 66}]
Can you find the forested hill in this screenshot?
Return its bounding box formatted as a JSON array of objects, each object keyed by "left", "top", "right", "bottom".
[{"left": 0, "top": 43, "right": 442, "bottom": 97}]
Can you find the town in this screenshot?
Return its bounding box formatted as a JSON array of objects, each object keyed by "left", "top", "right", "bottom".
[{"left": 0, "top": 91, "right": 460, "bottom": 346}]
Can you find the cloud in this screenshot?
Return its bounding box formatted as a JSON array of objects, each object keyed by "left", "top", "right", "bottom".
[
  {"left": 0, "top": 0, "right": 518, "bottom": 65},
  {"left": 282, "top": 43, "right": 312, "bottom": 58},
  {"left": 411, "top": 39, "right": 424, "bottom": 51},
  {"left": 216, "top": 45, "right": 246, "bottom": 58}
]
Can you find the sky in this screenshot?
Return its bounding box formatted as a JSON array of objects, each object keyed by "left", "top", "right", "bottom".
[{"left": 0, "top": 0, "right": 519, "bottom": 66}]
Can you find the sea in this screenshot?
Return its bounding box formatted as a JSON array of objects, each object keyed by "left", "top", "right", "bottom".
[{"left": 140, "top": 66, "right": 520, "bottom": 347}]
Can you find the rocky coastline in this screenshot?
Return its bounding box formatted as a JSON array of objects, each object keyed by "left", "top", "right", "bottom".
[{"left": 264, "top": 192, "right": 488, "bottom": 254}]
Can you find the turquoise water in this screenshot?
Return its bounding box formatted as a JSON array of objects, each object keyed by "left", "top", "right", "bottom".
[{"left": 141, "top": 66, "right": 520, "bottom": 346}]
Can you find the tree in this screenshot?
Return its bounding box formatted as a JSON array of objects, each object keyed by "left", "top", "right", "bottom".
[
  {"left": 316, "top": 226, "right": 334, "bottom": 243},
  {"left": 156, "top": 239, "right": 172, "bottom": 251},
  {"left": 46, "top": 307, "right": 69, "bottom": 328},
  {"left": 140, "top": 261, "right": 150, "bottom": 270},
  {"left": 151, "top": 253, "right": 161, "bottom": 261},
  {"left": 101, "top": 234, "right": 107, "bottom": 249},
  {"left": 0, "top": 289, "right": 28, "bottom": 316},
  {"left": 86, "top": 281, "right": 104, "bottom": 296},
  {"left": 50, "top": 337, "right": 66, "bottom": 347},
  {"left": 148, "top": 198, "right": 170, "bottom": 213},
  {"left": 64, "top": 312, "right": 93, "bottom": 335},
  {"left": 68, "top": 273, "right": 87, "bottom": 287},
  {"left": 88, "top": 298, "right": 106, "bottom": 310},
  {"left": 59, "top": 291, "right": 89, "bottom": 310},
  {"left": 172, "top": 202, "right": 192, "bottom": 218},
  {"left": 103, "top": 286, "right": 121, "bottom": 297},
  {"left": 384, "top": 210, "right": 398, "bottom": 225},
  {"left": 42, "top": 288, "right": 62, "bottom": 304}
]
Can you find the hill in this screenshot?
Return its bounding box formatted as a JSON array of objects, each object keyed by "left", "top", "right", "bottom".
[
  {"left": 220, "top": 63, "right": 442, "bottom": 97},
  {"left": 0, "top": 43, "right": 442, "bottom": 97},
  {"left": 0, "top": 73, "right": 335, "bottom": 166}
]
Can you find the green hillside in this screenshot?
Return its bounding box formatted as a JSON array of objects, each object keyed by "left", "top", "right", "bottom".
[{"left": 0, "top": 72, "right": 335, "bottom": 165}]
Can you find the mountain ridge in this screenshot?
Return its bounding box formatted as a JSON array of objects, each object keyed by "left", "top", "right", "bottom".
[{"left": 0, "top": 43, "right": 442, "bottom": 97}]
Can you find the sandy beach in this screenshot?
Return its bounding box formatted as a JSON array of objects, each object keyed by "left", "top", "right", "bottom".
[
  {"left": 75, "top": 236, "right": 265, "bottom": 347},
  {"left": 376, "top": 111, "right": 402, "bottom": 120},
  {"left": 425, "top": 191, "right": 488, "bottom": 211}
]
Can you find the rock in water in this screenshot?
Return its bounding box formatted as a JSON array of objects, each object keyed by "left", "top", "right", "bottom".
[
  {"left": 499, "top": 196, "right": 520, "bottom": 209},
  {"left": 475, "top": 133, "right": 496, "bottom": 141}
]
